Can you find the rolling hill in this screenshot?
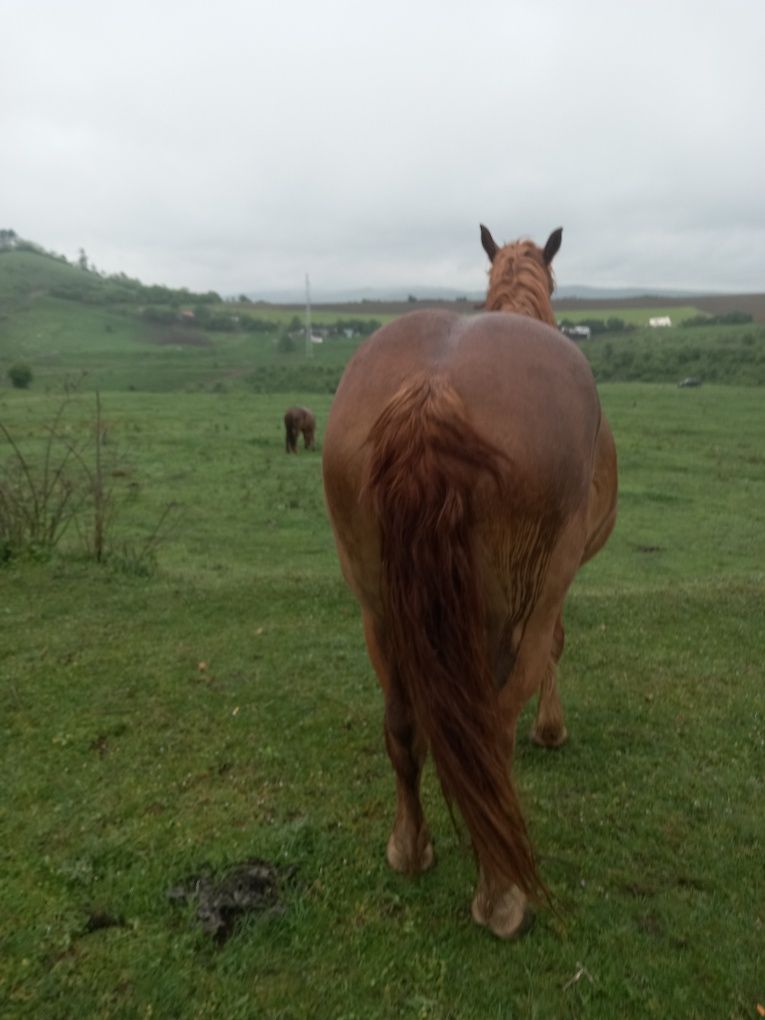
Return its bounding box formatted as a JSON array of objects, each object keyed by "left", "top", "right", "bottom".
[{"left": 2, "top": 239, "right": 765, "bottom": 391}]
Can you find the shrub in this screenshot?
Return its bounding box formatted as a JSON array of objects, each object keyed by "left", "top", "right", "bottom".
[
  {"left": 681, "top": 311, "right": 754, "bottom": 328},
  {"left": 7, "top": 364, "right": 33, "bottom": 389},
  {"left": 141, "top": 306, "right": 177, "bottom": 325},
  {"left": 0, "top": 394, "right": 179, "bottom": 566},
  {"left": 0, "top": 401, "right": 84, "bottom": 558}
]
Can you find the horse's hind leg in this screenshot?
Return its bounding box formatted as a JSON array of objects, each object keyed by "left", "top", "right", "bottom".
[
  {"left": 530, "top": 613, "right": 567, "bottom": 748},
  {"left": 472, "top": 609, "right": 561, "bottom": 937},
  {"left": 363, "top": 612, "right": 434, "bottom": 874},
  {"left": 531, "top": 424, "right": 617, "bottom": 749}
]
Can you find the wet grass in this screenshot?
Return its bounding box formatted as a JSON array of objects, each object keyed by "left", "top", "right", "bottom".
[{"left": 1, "top": 380, "right": 763, "bottom": 1018}]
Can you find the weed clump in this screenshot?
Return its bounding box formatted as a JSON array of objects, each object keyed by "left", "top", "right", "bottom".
[{"left": 0, "top": 393, "right": 177, "bottom": 568}]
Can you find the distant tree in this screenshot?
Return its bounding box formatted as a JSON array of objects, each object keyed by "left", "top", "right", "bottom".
[
  {"left": 78, "top": 248, "right": 89, "bottom": 271},
  {"left": 8, "top": 363, "right": 33, "bottom": 389},
  {"left": 0, "top": 229, "right": 18, "bottom": 251},
  {"left": 141, "top": 306, "right": 177, "bottom": 325},
  {"left": 681, "top": 311, "right": 753, "bottom": 328},
  {"left": 578, "top": 318, "right": 609, "bottom": 335},
  {"left": 407, "top": 294, "right": 418, "bottom": 303},
  {"left": 718, "top": 311, "right": 753, "bottom": 325}
]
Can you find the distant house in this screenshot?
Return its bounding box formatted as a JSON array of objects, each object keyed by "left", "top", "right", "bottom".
[
  {"left": 559, "top": 324, "right": 591, "bottom": 341},
  {"left": 649, "top": 316, "right": 672, "bottom": 328}
]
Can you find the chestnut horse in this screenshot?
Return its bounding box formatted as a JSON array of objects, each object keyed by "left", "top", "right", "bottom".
[
  {"left": 284, "top": 406, "right": 316, "bottom": 453},
  {"left": 322, "top": 227, "right": 617, "bottom": 938}
]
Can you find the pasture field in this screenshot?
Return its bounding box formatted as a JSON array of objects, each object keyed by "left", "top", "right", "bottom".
[
  {"left": 579, "top": 322, "right": 765, "bottom": 386},
  {"left": 1, "top": 374, "right": 763, "bottom": 1019},
  {"left": 4, "top": 298, "right": 765, "bottom": 398},
  {"left": 0, "top": 296, "right": 383, "bottom": 395},
  {"left": 558, "top": 305, "right": 701, "bottom": 327}
]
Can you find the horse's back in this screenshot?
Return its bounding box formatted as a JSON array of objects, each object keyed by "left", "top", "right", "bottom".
[
  {"left": 285, "top": 405, "right": 314, "bottom": 426},
  {"left": 325, "top": 309, "right": 600, "bottom": 504}
]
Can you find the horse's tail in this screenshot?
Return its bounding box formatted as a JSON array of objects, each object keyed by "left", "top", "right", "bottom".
[{"left": 365, "top": 374, "right": 543, "bottom": 901}]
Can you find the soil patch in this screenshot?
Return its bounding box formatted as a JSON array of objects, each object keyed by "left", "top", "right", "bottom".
[{"left": 168, "top": 857, "right": 292, "bottom": 942}]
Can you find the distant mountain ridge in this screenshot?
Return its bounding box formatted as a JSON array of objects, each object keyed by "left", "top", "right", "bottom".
[
  {"left": 243, "top": 283, "right": 716, "bottom": 304},
  {"left": 1, "top": 235, "right": 759, "bottom": 321}
]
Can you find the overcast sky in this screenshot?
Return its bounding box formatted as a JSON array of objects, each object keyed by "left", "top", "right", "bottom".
[{"left": 3, "top": 0, "right": 764, "bottom": 297}]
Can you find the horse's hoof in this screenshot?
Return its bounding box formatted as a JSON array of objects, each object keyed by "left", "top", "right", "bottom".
[
  {"left": 471, "top": 886, "right": 534, "bottom": 939},
  {"left": 386, "top": 834, "right": 434, "bottom": 874},
  {"left": 530, "top": 725, "right": 568, "bottom": 749}
]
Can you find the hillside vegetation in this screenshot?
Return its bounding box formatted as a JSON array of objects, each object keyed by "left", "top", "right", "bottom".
[{"left": 2, "top": 241, "right": 765, "bottom": 393}]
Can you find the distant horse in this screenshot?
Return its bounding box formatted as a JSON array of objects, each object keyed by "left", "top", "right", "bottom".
[
  {"left": 284, "top": 406, "right": 316, "bottom": 453},
  {"left": 322, "top": 227, "right": 617, "bottom": 938}
]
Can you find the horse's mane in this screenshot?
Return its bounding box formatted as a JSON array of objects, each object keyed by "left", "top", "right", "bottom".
[{"left": 485, "top": 240, "right": 556, "bottom": 326}]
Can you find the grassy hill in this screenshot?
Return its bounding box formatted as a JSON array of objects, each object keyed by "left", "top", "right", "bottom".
[
  {"left": 0, "top": 248, "right": 102, "bottom": 303},
  {"left": 2, "top": 242, "right": 765, "bottom": 393},
  {"left": 0, "top": 245, "right": 391, "bottom": 393}
]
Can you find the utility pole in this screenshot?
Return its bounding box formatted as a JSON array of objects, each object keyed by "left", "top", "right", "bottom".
[{"left": 304, "top": 273, "right": 313, "bottom": 358}]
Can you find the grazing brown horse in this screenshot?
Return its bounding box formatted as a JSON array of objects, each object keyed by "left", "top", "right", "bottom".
[
  {"left": 322, "top": 227, "right": 617, "bottom": 938},
  {"left": 284, "top": 406, "right": 316, "bottom": 453}
]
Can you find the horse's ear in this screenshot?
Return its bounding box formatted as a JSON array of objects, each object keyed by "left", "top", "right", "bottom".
[
  {"left": 543, "top": 227, "right": 563, "bottom": 265},
  {"left": 480, "top": 224, "right": 499, "bottom": 263}
]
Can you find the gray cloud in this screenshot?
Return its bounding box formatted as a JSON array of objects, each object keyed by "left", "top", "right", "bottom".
[{"left": 4, "top": 0, "right": 763, "bottom": 295}]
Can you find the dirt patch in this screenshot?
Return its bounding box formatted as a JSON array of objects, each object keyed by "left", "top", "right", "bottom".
[
  {"left": 168, "top": 857, "right": 293, "bottom": 942},
  {"left": 81, "top": 910, "right": 126, "bottom": 935}
]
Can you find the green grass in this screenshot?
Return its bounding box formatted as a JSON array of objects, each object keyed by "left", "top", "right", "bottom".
[
  {"left": 580, "top": 323, "right": 765, "bottom": 385},
  {"left": 559, "top": 306, "right": 702, "bottom": 327},
  {"left": 1, "top": 379, "right": 763, "bottom": 1019},
  {"left": 0, "top": 300, "right": 369, "bottom": 394},
  {"left": 0, "top": 250, "right": 102, "bottom": 304}
]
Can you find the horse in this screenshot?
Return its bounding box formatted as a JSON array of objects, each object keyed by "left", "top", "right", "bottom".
[
  {"left": 322, "top": 227, "right": 617, "bottom": 938},
  {"left": 284, "top": 406, "right": 316, "bottom": 453}
]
